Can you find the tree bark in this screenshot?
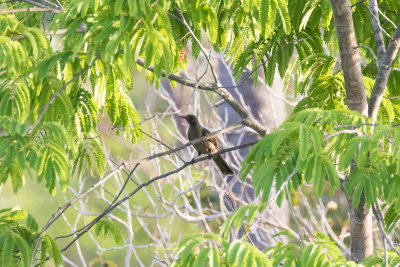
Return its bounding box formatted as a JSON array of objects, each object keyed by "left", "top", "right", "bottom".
[
  {"left": 330, "top": 0, "right": 372, "bottom": 262},
  {"left": 330, "top": 0, "right": 367, "bottom": 116},
  {"left": 348, "top": 192, "right": 373, "bottom": 262}
]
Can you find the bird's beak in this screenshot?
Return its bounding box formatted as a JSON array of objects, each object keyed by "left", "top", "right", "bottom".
[{"left": 180, "top": 115, "right": 188, "bottom": 120}]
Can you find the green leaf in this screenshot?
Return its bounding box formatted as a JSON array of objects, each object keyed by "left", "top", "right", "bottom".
[
  {"left": 345, "top": 168, "right": 363, "bottom": 195},
  {"left": 271, "top": 123, "right": 301, "bottom": 153},
  {"left": 37, "top": 52, "right": 72, "bottom": 79},
  {"left": 312, "top": 156, "right": 323, "bottom": 195},
  {"left": 47, "top": 235, "right": 62, "bottom": 266},
  {"left": 339, "top": 139, "right": 359, "bottom": 170},
  {"left": 308, "top": 127, "right": 322, "bottom": 155},
  {"left": 11, "top": 232, "right": 30, "bottom": 267},
  {"left": 273, "top": 0, "right": 291, "bottom": 34},
  {"left": 353, "top": 178, "right": 366, "bottom": 208},
  {"left": 247, "top": 205, "right": 261, "bottom": 224},
  {"left": 227, "top": 242, "right": 241, "bottom": 265},
  {"left": 95, "top": 219, "right": 124, "bottom": 246},
  {"left": 2, "top": 233, "right": 14, "bottom": 267},
  {"left": 356, "top": 140, "right": 368, "bottom": 169},
  {"left": 193, "top": 247, "right": 210, "bottom": 267},
  {"left": 364, "top": 177, "right": 373, "bottom": 207},
  {"left": 298, "top": 126, "right": 309, "bottom": 161},
  {"left": 209, "top": 247, "right": 220, "bottom": 267},
  {"left": 23, "top": 30, "right": 38, "bottom": 58},
  {"left": 236, "top": 244, "right": 248, "bottom": 267},
  {"left": 115, "top": 0, "right": 124, "bottom": 15},
  {"left": 127, "top": 0, "right": 137, "bottom": 17},
  {"left": 40, "top": 238, "right": 48, "bottom": 267},
  {"left": 301, "top": 244, "right": 313, "bottom": 265},
  {"left": 304, "top": 156, "right": 315, "bottom": 182},
  {"left": 322, "top": 154, "right": 339, "bottom": 196},
  {"left": 306, "top": 246, "right": 323, "bottom": 266}
]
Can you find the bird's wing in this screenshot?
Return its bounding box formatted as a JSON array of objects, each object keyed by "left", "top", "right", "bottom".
[
  {"left": 201, "top": 127, "right": 211, "bottom": 136},
  {"left": 202, "top": 127, "right": 219, "bottom": 150}
]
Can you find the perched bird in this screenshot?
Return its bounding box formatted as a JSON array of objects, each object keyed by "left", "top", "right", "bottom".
[{"left": 180, "top": 114, "right": 234, "bottom": 175}]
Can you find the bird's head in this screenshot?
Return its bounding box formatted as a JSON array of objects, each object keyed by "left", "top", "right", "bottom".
[{"left": 180, "top": 114, "right": 199, "bottom": 126}]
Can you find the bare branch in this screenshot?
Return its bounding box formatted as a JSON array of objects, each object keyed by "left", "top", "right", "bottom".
[
  {"left": 377, "top": 8, "right": 397, "bottom": 29},
  {"left": 135, "top": 58, "right": 216, "bottom": 90},
  {"left": 59, "top": 141, "right": 256, "bottom": 254},
  {"left": 0, "top": 7, "right": 60, "bottom": 14},
  {"left": 372, "top": 202, "right": 400, "bottom": 258},
  {"left": 11, "top": 0, "right": 62, "bottom": 10},
  {"left": 325, "top": 129, "right": 364, "bottom": 140},
  {"left": 29, "top": 161, "right": 132, "bottom": 266}
]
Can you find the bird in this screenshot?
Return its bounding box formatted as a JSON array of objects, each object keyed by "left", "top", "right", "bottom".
[{"left": 180, "top": 114, "right": 234, "bottom": 175}]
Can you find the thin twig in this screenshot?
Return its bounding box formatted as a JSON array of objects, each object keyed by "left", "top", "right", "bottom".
[
  {"left": 372, "top": 202, "right": 400, "bottom": 258},
  {"left": 377, "top": 8, "right": 397, "bottom": 29},
  {"left": 357, "top": 45, "right": 378, "bottom": 66},
  {"left": 29, "top": 162, "right": 128, "bottom": 266},
  {"left": 59, "top": 141, "right": 257, "bottom": 253},
  {"left": 15, "top": 0, "right": 61, "bottom": 10},
  {"left": 325, "top": 129, "right": 364, "bottom": 140},
  {"left": 224, "top": 193, "right": 255, "bottom": 246},
  {"left": 55, "top": 164, "right": 140, "bottom": 240},
  {"left": 126, "top": 123, "right": 244, "bottom": 167},
  {"left": 351, "top": 0, "right": 367, "bottom": 8},
  {"left": 139, "top": 129, "right": 185, "bottom": 163}
]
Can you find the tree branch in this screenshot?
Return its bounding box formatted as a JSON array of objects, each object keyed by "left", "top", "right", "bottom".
[
  {"left": 365, "top": 2, "right": 393, "bottom": 41},
  {"left": 127, "top": 122, "right": 245, "bottom": 166},
  {"left": 165, "top": 8, "right": 267, "bottom": 136},
  {"left": 11, "top": 0, "right": 62, "bottom": 10},
  {"left": 135, "top": 58, "right": 216, "bottom": 90},
  {"left": 0, "top": 7, "right": 60, "bottom": 14},
  {"left": 58, "top": 141, "right": 256, "bottom": 254},
  {"left": 31, "top": 121, "right": 254, "bottom": 265},
  {"left": 29, "top": 161, "right": 131, "bottom": 266},
  {"left": 372, "top": 202, "right": 400, "bottom": 258},
  {"left": 368, "top": 21, "right": 400, "bottom": 122}
]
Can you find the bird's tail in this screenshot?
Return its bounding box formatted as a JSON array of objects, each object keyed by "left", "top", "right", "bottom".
[{"left": 213, "top": 156, "right": 234, "bottom": 175}]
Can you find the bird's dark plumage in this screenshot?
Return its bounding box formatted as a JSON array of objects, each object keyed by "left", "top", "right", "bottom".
[{"left": 181, "top": 114, "right": 234, "bottom": 175}]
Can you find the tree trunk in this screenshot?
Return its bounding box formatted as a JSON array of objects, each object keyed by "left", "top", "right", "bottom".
[
  {"left": 329, "top": 0, "right": 367, "bottom": 116},
  {"left": 348, "top": 192, "right": 373, "bottom": 262},
  {"left": 330, "top": 0, "right": 372, "bottom": 262}
]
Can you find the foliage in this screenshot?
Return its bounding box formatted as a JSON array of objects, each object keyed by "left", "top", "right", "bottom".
[
  {"left": 362, "top": 250, "right": 400, "bottom": 266},
  {"left": 94, "top": 218, "right": 124, "bottom": 246},
  {"left": 0, "top": 207, "right": 61, "bottom": 267},
  {"left": 173, "top": 204, "right": 357, "bottom": 266},
  {"left": 241, "top": 107, "right": 400, "bottom": 209},
  {"left": 171, "top": 232, "right": 273, "bottom": 266}
]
